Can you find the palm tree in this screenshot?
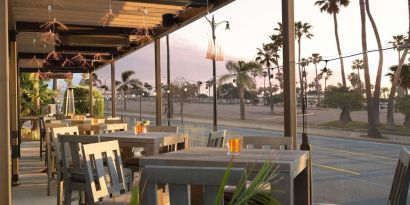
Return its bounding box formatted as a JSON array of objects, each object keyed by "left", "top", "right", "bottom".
[
  {"left": 219, "top": 60, "right": 260, "bottom": 120},
  {"left": 196, "top": 81, "right": 203, "bottom": 97},
  {"left": 381, "top": 87, "right": 390, "bottom": 99},
  {"left": 386, "top": 64, "right": 410, "bottom": 96},
  {"left": 295, "top": 21, "right": 314, "bottom": 98},
  {"left": 205, "top": 80, "right": 212, "bottom": 101},
  {"left": 250, "top": 66, "right": 263, "bottom": 89},
  {"left": 359, "top": 0, "right": 381, "bottom": 138},
  {"left": 309, "top": 53, "right": 322, "bottom": 106},
  {"left": 386, "top": 0, "right": 410, "bottom": 129},
  {"left": 389, "top": 35, "right": 407, "bottom": 62},
  {"left": 315, "top": 0, "right": 349, "bottom": 87},
  {"left": 320, "top": 67, "right": 333, "bottom": 90},
  {"left": 364, "top": 0, "right": 384, "bottom": 125},
  {"left": 256, "top": 44, "right": 277, "bottom": 113},
  {"left": 116, "top": 70, "right": 141, "bottom": 110},
  {"left": 351, "top": 59, "right": 364, "bottom": 93}
]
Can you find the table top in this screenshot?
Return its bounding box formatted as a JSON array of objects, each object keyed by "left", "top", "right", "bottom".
[
  {"left": 140, "top": 147, "right": 309, "bottom": 175},
  {"left": 97, "top": 131, "right": 188, "bottom": 144}
]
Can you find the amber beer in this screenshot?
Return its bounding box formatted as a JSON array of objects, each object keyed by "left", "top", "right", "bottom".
[{"left": 227, "top": 138, "right": 241, "bottom": 155}]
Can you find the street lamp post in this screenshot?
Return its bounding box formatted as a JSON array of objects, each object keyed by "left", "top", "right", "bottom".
[
  {"left": 139, "top": 89, "right": 144, "bottom": 121},
  {"left": 205, "top": 15, "right": 229, "bottom": 131}
]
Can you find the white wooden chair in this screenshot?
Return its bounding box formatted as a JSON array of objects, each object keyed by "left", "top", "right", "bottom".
[
  {"left": 242, "top": 136, "right": 292, "bottom": 150},
  {"left": 45, "top": 123, "right": 68, "bottom": 196},
  {"left": 207, "top": 130, "right": 227, "bottom": 148},
  {"left": 388, "top": 148, "right": 410, "bottom": 205},
  {"left": 140, "top": 165, "right": 245, "bottom": 205},
  {"left": 147, "top": 125, "right": 178, "bottom": 133},
  {"left": 51, "top": 127, "right": 80, "bottom": 205},
  {"left": 59, "top": 135, "right": 132, "bottom": 205},
  {"left": 104, "top": 123, "right": 128, "bottom": 133},
  {"left": 81, "top": 140, "right": 130, "bottom": 205}
]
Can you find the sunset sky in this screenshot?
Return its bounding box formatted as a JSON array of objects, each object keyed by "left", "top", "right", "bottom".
[{"left": 90, "top": 0, "right": 409, "bottom": 94}]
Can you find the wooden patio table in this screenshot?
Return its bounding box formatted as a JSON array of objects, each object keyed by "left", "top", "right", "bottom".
[
  {"left": 98, "top": 131, "right": 189, "bottom": 157},
  {"left": 139, "top": 147, "right": 310, "bottom": 205}
]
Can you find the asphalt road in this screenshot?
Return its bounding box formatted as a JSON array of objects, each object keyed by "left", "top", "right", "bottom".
[{"left": 123, "top": 114, "right": 409, "bottom": 205}]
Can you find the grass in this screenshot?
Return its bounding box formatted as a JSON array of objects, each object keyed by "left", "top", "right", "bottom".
[{"left": 319, "top": 120, "right": 410, "bottom": 135}]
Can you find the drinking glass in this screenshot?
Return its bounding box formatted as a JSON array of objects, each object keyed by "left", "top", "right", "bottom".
[{"left": 227, "top": 138, "right": 241, "bottom": 155}]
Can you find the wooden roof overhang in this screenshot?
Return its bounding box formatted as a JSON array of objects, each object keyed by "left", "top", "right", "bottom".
[{"left": 11, "top": 0, "right": 235, "bottom": 73}]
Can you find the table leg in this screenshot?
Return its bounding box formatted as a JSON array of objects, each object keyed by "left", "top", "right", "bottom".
[{"left": 272, "top": 173, "right": 293, "bottom": 205}]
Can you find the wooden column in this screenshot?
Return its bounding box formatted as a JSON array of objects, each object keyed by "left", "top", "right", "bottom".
[
  {"left": 282, "top": 0, "right": 297, "bottom": 149},
  {"left": 0, "top": 0, "right": 11, "bottom": 203},
  {"left": 89, "top": 69, "right": 94, "bottom": 117},
  {"left": 110, "top": 62, "right": 116, "bottom": 117},
  {"left": 155, "top": 39, "right": 162, "bottom": 126},
  {"left": 9, "top": 30, "right": 19, "bottom": 186}
]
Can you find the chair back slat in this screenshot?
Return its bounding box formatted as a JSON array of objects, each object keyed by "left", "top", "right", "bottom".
[
  {"left": 169, "top": 184, "right": 189, "bottom": 205},
  {"left": 207, "top": 130, "right": 226, "bottom": 148},
  {"left": 105, "top": 123, "right": 127, "bottom": 133},
  {"left": 58, "top": 134, "right": 100, "bottom": 173},
  {"left": 147, "top": 126, "right": 178, "bottom": 133},
  {"left": 140, "top": 165, "right": 245, "bottom": 205},
  {"left": 82, "top": 140, "right": 126, "bottom": 202},
  {"left": 52, "top": 126, "right": 79, "bottom": 162},
  {"left": 388, "top": 148, "right": 410, "bottom": 205},
  {"left": 160, "top": 135, "right": 186, "bottom": 153},
  {"left": 243, "top": 136, "right": 292, "bottom": 150}
]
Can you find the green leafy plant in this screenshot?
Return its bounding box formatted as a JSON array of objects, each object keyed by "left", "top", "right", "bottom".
[
  {"left": 214, "top": 156, "right": 281, "bottom": 205},
  {"left": 62, "top": 86, "right": 104, "bottom": 116}
]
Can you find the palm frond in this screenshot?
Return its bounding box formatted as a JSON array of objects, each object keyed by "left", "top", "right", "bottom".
[{"left": 121, "top": 70, "right": 136, "bottom": 82}]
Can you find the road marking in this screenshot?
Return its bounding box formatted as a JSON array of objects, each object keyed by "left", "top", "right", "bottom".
[
  {"left": 313, "top": 163, "right": 360, "bottom": 175},
  {"left": 312, "top": 145, "right": 397, "bottom": 161}
]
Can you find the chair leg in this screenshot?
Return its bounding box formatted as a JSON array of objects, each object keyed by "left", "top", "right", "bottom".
[
  {"left": 57, "top": 168, "right": 62, "bottom": 205},
  {"left": 63, "top": 178, "right": 72, "bottom": 205}
]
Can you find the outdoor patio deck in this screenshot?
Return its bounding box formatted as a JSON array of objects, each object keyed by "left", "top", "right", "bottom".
[{"left": 12, "top": 141, "right": 56, "bottom": 205}]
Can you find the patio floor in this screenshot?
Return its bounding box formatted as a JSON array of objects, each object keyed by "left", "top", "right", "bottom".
[{"left": 12, "top": 141, "right": 56, "bottom": 205}]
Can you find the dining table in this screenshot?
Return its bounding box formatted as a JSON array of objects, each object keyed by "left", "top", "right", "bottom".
[
  {"left": 97, "top": 131, "right": 189, "bottom": 157},
  {"left": 139, "top": 147, "right": 310, "bottom": 205}
]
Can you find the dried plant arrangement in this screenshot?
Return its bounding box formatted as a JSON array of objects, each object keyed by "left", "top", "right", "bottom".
[
  {"left": 61, "top": 58, "right": 74, "bottom": 67},
  {"left": 100, "top": 0, "right": 117, "bottom": 26},
  {"left": 71, "top": 53, "right": 87, "bottom": 65},
  {"left": 46, "top": 50, "right": 61, "bottom": 61},
  {"left": 131, "top": 9, "right": 154, "bottom": 44}
]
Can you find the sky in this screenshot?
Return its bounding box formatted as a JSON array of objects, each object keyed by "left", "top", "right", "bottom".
[{"left": 91, "top": 0, "right": 409, "bottom": 94}]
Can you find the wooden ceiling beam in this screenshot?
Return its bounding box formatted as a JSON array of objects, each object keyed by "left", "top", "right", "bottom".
[
  {"left": 18, "top": 52, "right": 108, "bottom": 59},
  {"left": 114, "top": 0, "right": 211, "bottom": 7},
  {"left": 20, "top": 67, "right": 90, "bottom": 73},
  {"left": 14, "top": 0, "right": 185, "bottom": 11},
  {"left": 16, "top": 21, "right": 135, "bottom": 36},
  {"left": 55, "top": 45, "right": 118, "bottom": 53}
]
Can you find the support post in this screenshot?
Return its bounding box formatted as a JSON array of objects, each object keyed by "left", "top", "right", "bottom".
[
  {"left": 166, "top": 35, "right": 171, "bottom": 126},
  {"left": 89, "top": 68, "right": 94, "bottom": 117},
  {"left": 282, "top": 0, "right": 297, "bottom": 149},
  {"left": 0, "top": 0, "right": 11, "bottom": 203},
  {"left": 9, "top": 30, "right": 19, "bottom": 186},
  {"left": 155, "top": 38, "right": 162, "bottom": 126},
  {"left": 111, "top": 61, "right": 116, "bottom": 117}
]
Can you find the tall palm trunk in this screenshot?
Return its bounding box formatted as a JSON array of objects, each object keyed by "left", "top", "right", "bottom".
[
  {"left": 359, "top": 0, "right": 382, "bottom": 138},
  {"left": 298, "top": 38, "right": 304, "bottom": 108},
  {"left": 387, "top": 48, "right": 409, "bottom": 128},
  {"left": 124, "top": 93, "right": 127, "bottom": 110},
  {"left": 239, "top": 84, "right": 245, "bottom": 120},
  {"left": 365, "top": 0, "right": 383, "bottom": 125},
  {"left": 266, "top": 64, "right": 274, "bottom": 113},
  {"left": 387, "top": 0, "right": 410, "bottom": 129},
  {"left": 357, "top": 69, "right": 362, "bottom": 92},
  {"left": 333, "top": 13, "right": 347, "bottom": 87},
  {"left": 314, "top": 62, "right": 320, "bottom": 106}
]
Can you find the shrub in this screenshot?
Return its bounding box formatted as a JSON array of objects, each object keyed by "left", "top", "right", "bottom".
[
  {"left": 323, "top": 86, "right": 363, "bottom": 123},
  {"left": 396, "top": 96, "right": 410, "bottom": 127}
]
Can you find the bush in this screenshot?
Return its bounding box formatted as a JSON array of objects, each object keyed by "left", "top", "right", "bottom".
[
  {"left": 323, "top": 86, "right": 363, "bottom": 123},
  {"left": 396, "top": 96, "right": 410, "bottom": 127},
  {"left": 63, "top": 86, "right": 104, "bottom": 116}
]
